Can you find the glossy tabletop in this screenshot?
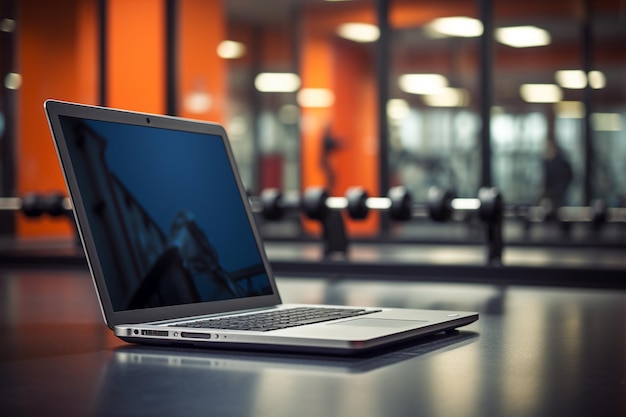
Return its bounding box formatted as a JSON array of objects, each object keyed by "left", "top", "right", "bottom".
[{"left": 1, "top": 266, "right": 625, "bottom": 417}]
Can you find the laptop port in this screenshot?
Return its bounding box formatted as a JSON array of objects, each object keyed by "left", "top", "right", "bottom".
[
  {"left": 141, "top": 330, "right": 169, "bottom": 337},
  {"left": 181, "top": 332, "right": 212, "bottom": 339}
]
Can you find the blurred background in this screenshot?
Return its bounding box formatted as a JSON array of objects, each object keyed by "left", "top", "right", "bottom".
[{"left": 0, "top": 0, "right": 624, "bottom": 246}]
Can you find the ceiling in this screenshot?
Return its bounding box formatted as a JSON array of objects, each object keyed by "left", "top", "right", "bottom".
[{"left": 223, "top": 0, "right": 625, "bottom": 107}]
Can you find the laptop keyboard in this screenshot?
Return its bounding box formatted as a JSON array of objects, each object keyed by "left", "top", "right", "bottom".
[{"left": 171, "top": 306, "right": 380, "bottom": 332}]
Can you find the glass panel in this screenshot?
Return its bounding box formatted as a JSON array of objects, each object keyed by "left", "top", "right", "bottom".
[
  {"left": 389, "top": 2, "right": 481, "bottom": 202},
  {"left": 492, "top": 0, "right": 625, "bottom": 243},
  {"left": 493, "top": 1, "right": 583, "bottom": 207},
  {"left": 386, "top": 1, "right": 482, "bottom": 242},
  {"left": 590, "top": 5, "right": 625, "bottom": 207},
  {"left": 223, "top": 3, "right": 300, "bottom": 194}
]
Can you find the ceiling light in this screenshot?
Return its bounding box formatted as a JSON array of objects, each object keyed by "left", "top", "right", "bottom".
[
  {"left": 588, "top": 71, "right": 606, "bottom": 89},
  {"left": 555, "top": 70, "right": 587, "bottom": 89},
  {"left": 592, "top": 113, "right": 622, "bottom": 132},
  {"left": 337, "top": 23, "right": 380, "bottom": 43},
  {"left": 387, "top": 99, "right": 410, "bottom": 120},
  {"left": 423, "top": 88, "right": 469, "bottom": 107},
  {"left": 217, "top": 40, "right": 246, "bottom": 59},
  {"left": 399, "top": 74, "right": 448, "bottom": 95},
  {"left": 4, "top": 72, "right": 22, "bottom": 90},
  {"left": 496, "top": 26, "right": 551, "bottom": 48},
  {"left": 520, "top": 84, "right": 562, "bottom": 103},
  {"left": 184, "top": 91, "right": 212, "bottom": 114},
  {"left": 254, "top": 73, "right": 301, "bottom": 93},
  {"left": 297, "top": 88, "right": 335, "bottom": 108},
  {"left": 0, "top": 18, "right": 16, "bottom": 33},
  {"left": 425, "top": 17, "right": 483, "bottom": 38},
  {"left": 555, "top": 70, "right": 606, "bottom": 90}
]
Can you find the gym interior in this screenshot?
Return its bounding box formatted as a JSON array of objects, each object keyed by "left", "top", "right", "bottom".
[{"left": 1, "top": 1, "right": 625, "bottom": 416}]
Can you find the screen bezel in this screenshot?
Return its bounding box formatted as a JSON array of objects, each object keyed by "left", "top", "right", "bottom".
[{"left": 44, "top": 100, "right": 282, "bottom": 328}]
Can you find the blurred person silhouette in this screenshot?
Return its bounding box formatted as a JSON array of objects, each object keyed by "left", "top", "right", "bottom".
[
  {"left": 541, "top": 126, "right": 573, "bottom": 219},
  {"left": 320, "top": 126, "right": 341, "bottom": 192}
]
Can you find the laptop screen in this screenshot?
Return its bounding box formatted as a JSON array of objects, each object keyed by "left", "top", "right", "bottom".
[{"left": 58, "top": 115, "right": 273, "bottom": 312}]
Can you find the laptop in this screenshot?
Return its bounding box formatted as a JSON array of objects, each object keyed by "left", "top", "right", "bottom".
[{"left": 44, "top": 99, "right": 478, "bottom": 354}]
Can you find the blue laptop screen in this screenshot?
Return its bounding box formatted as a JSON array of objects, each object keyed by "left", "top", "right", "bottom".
[{"left": 59, "top": 116, "right": 273, "bottom": 311}]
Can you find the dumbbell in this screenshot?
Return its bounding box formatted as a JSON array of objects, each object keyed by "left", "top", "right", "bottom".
[
  {"left": 259, "top": 185, "right": 504, "bottom": 224},
  {"left": 258, "top": 186, "right": 413, "bottom": 222},
  {"left": 341, "top": 186, "right": 503, "bottom": 224},
  {"left": 20, "top": 193, "right": 45, "bottom": 217},
  {"left": 20, "top": 192, "right": 72, "bottom": 217},
  {"left": 259, "top": 188, "right": 333, "bottom": 221},
  {"left": 426, "top": 186, "right": 503, "bottom": 224},
  {"left": 323, "top": 186, "right": 415, "bottom": 222},
  {"left": 0, "top": 193, "right": 72, "bottom": 218},
  {"left": 343, "top": 186, "right": 503, "bottom": 223}
]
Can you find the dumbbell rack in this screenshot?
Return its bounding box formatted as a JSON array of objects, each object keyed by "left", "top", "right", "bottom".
[{"left": 253, "top": 186, "right": 506, "bottom": 266}]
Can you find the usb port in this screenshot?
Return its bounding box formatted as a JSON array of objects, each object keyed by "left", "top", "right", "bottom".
[{"left": 141, "top": 330, "right": 169, "bottom": 337}]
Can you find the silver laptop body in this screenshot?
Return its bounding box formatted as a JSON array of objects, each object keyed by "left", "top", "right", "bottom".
[{"left": 45, "top": 100, "right": 477, "bottom": 354}]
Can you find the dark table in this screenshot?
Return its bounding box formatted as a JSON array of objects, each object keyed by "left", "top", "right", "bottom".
[{"left": 1, "top": 266, "right": 625, "bottom": 417}]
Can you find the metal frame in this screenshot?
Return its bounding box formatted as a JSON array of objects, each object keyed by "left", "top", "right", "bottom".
[
  {"left": 0, "top": 0, "right": 18, "bottom": 236},
  {"left": 165, "top": 0, "right": 178, "bottom": 116}
]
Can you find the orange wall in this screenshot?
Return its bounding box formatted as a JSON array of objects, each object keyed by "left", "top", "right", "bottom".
[
  {"left": 18, "top": 0, "right": 98, "bottom": 238},
  {"left": 107, "top": 0, "right": 165, "bottom": 113},
  {"left": 108, "top": 0, "right": 226, "bottom": 121}
]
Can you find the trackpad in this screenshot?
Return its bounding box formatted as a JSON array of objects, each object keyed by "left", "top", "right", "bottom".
[{"left": 330, "top": 318, "right": 427, "bottom": 328}]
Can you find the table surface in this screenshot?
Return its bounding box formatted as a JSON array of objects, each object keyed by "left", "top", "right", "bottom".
[{"left": 1, "top": 267, "right": 625, "bottom": 417}]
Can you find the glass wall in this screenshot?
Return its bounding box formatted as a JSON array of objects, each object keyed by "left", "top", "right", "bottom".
[
  {"left": 492, "top": 1, "right": 586, "bottom": 207},
  {"left": 590, "top": 5, "right": 626, "bottom": 207},
  {"left": 225, "top": 0, "right": 626, "bottom": 243}
]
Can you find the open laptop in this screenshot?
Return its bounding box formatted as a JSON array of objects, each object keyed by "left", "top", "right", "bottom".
[{"left": 45, "top": 99, "right": 478, "bottom": 354}]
